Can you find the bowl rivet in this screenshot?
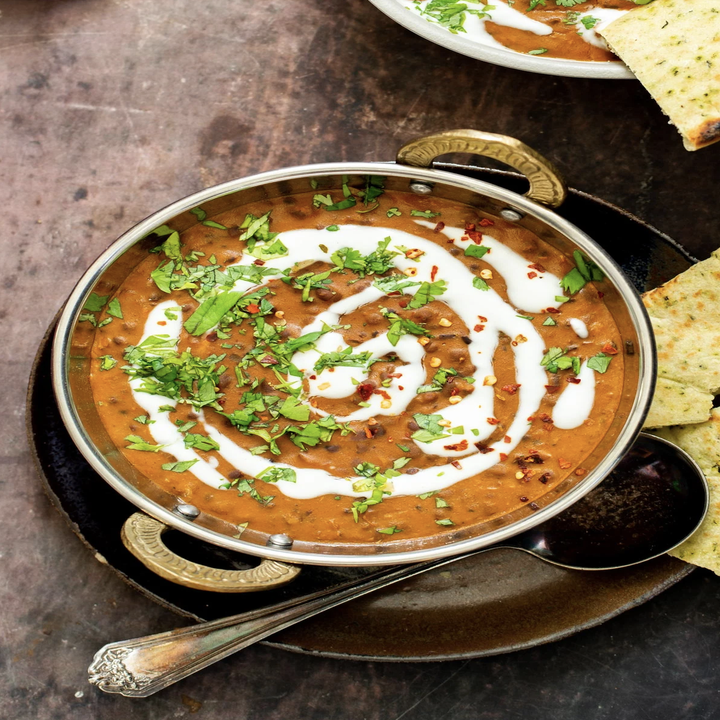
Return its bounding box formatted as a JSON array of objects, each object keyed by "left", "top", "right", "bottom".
[
  {"left": 409, "top": 181, "right": 434, "bottom": 195},
  {"left": 174, "top": 504, "right": 200, "bottom": 519},
  {"left": 500, "top": 208, "right": 524, "bottom": 222},
  {"left": 267, "top": 533, "right": 294, "bottom": 549}
]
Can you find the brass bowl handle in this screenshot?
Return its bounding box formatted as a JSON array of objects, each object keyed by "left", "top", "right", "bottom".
[
  {"left": 121, "top": 513, "right": 300, "bottom": 593},
  {"left": 396, "top": 129, "right": 567, "bottom": 208}
]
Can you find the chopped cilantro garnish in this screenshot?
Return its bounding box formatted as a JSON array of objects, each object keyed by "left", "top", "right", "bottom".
[
  {"left": 380, "top": 308, "right": 431, "bottom": 346},
  {"left": 83, "top": 293, "right": 108, "bottom": 312},
  {"left": 411, "top": 413, "right": 450, "bottom": 443},
  {"left": 314, "top": 347, "right": 375, "bottom": 373},
  {"left": 386, "top": 207, "right": 402, "bottom": 218},
  {"left": 528, "top": 48, "right": 549, "bottom": 55},
  {"left": 435, "top": 497, "right": 450, "bottom": 508},
  {"left": 472, "top": 277, "right": 490, "bottom": 291},
  {"left": 408, "top": 279, "right": 447, "bottom": 309},
  {"left": 465, "top": 244, "right": 489, "bottom": 259},
  {"left": 106, "top": 298, "right": 123, "bottom": 318},
  {"left": 124, "top": 435, "right": 164, "bottom": 452},
  {"left": 257, "top": 466, "right": 297, "bottom": 484},
  {"left": 377, "top": 526, "right": 402, "bottom": 535},
  {"left": 435, "top": 518, "right": 455, "bottom": 526},
  {"left": 543, "top": 317, "right": 557, "bottom": 326},
  {"left": 587, "top": 352, "right": 612, "bottom": 373},
  {"left": 99, "top": 355, "right": 117, "bottom": 371},
  {"left": 562, "top": 250, "right": 605, "bottom": 295},
  {"left": 410, "top": 209, "right": 441, "bottom": 218},
  {"left": 184, "top": 433, "right": 220, "bottom": 452},
  {"left": 161, "top": 459, "right": 199, "bottom": 473}
]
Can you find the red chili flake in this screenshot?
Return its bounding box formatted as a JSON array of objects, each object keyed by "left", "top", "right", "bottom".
[
  {"left": 499, "top": 453, "right": 508, "bottom": 462},
  {"left": 474, "top": 324, "right": 485, "bottom": 332},
  {"left": 527, "top": 415, "right": 535, "bottom": 422},
  {"left": 601, "top": 342, "right": 619, "bottom": 355},
  {"left": 217, "top": 398, "right": 226, "bottom": 406},
  {"left": 538, "top": 473, "right": 551, "bottom": 484},
  {"left": 375, "top": 388, "right": 391, "bottom": 400},
  {"left": 465, "top": 222, "right": 476, "bottom": 231},
  {"left": 433, "top": 221, "right": 445, "bottom": 233},
  {"left": 567, "top": 377, "right": 581, "bottom": 384},
  {"left": 467, "top": 230, "right": 483, "bottom": 244},
  {"left": 364, "top": 427, "right": 373, "bottom": 439},
  {"left": 519, "top": 496, "right": 529, "bottom": 502},
  {"left": 527, "top": 272, "right": 538, "bottom": 279},
  {"left": 598, "top": 291, "right": 605, "bottom": 299},
  {"left": 544, "top": 385, "right": 559, "bottom": 394},
  {"left": 450, "top": 387, "right": 460, "bottom": 396},
  {"left": 246, "top": 303, "right": 260, "bottom": 314},
  {"left": 399, "top": 299, "right": 409, "bottom": 308},
  {"left": 487, "top": 417, "right": 499, "bottom": 425},
  {"left": 357, "top": 383, "right": 374, "bottom": 401},
  {"left": 309, "top": 374, "right": 317, "bottom": 380},
  {"left": 474, "top": 442, "right": 493, "bottom": 454},
  {"left": 157, "top": 320, "right": 167, "bottom": 326},
  {"left": 503, "top": 435, "right": 512, "bottom": 444},
  {"left": 444, "top": 439, "right": 469, "bottom": 452},
  {"left": 528, "top": 263, "right": 546, "bottom": 273},
  {"left": 575, "top": 467, "right": 587, "bottom": 477},
  {"left": 478, "top": 316, "right": 487, "bottom": 322},
  {"left": 253, "top": 259, "right": 265, "bottom": 266},
  {"left": 430, "top": 265, "right": 439, "bottom": 281},
  {"left": 398, "top": 385, "right": 404, "bottom": 391},
  {"left": 207, "top": 331, "right": 218, "bottom": 342},
  {"left": 451, "top": 460, "right": 462, "bottom": 470},
  {"left": 546, "top": 307, "right": 560, "bottom": 314},
  {"left": 538, "top": 413, "right": 553, "bottom": 423},
  {"left": 501, "top": 383, "right": 521, "bottom": 395},
  {"left": 558, "top": 458, "right": 572, "bottom": 469},
  {"left": 479, "top": 218, "right": 494, "bottom": 227}
]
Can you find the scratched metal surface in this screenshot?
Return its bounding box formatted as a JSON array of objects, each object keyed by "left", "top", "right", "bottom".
[{"left": 3, "top": 1, "right": 720, "bottom": 718}]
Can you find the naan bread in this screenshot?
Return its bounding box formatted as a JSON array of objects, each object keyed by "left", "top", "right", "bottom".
[
  {"left": 642, "top": 248, "right": 720, "bottom": 428},
  {"left": 654, "top": 410, "right": 720, "bottom": 574},
  {"left": 600, "top": 0, "right": 720, "bottom": 151}
]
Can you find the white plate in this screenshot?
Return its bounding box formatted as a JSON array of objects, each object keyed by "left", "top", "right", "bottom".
[{"left": 368, "top": 0, "right": 635, "bottom": 80}]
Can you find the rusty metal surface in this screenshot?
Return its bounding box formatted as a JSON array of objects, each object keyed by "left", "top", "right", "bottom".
[{"left": 3, "top": 0, "right": 720, "bottom": 718}]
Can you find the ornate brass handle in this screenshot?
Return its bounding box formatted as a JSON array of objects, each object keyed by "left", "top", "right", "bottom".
[
  {"left": 396, "top": 129, "right": 567, "bottom": 208},
  {"left": 121, "top": 513, "right": 301, "bottom": 593}
]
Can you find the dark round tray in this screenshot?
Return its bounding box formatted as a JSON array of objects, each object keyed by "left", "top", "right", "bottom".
[{"left": 28, "top": 167, "right": 697, "bottom": 662}]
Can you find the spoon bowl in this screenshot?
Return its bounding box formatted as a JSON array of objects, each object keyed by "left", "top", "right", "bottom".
[
  {"left": 511, "top": 433, "right": 709, "bottom": 570},
  {"left": 88, "top": 432, "right": 709, "bottom": 697}
]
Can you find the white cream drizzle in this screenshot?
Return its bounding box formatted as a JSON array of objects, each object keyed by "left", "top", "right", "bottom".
[
  {"left": 551, "top": 361, "right": 596, "bottom": 430},
  {"left": 129, "top": 223, "right": 597, "bottom": 500},
  {"left": 569, "top": 318, "right": 589, "bottom": 339},
  {"left": 398, "top": 0, "right": 629, "bottom": 56}
]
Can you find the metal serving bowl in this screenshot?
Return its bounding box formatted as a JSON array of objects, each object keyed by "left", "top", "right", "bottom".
[
  {"left": 367, "top": 0, "right": 634, "bottom": 80},
  {"left": 51, "top": 130, "right": 655, "bottom": 590}
]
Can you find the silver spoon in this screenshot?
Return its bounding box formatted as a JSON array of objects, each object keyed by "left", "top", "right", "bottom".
[{"left": 88, "top": 433, "right": 708, "bottom": 697}]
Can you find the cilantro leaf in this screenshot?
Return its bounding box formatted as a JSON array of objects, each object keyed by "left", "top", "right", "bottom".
[
  {"left": 183, "top": 433, "right": 220, "bottom": 452},
  {"left": 184, "top": 290, "right": 242, "bottom": 336},
  {"left": 587, "top": 353, "right": 612, "bottom": 373},
  {"left": 99, "top": 355, "right": 117, "bottom": 371},
  {"left": 161, "top": 459, "right": 199, "bottom": 473},
  {"left": 257, "top": 467, "right": 297, "bottom": 484},
  {"left": 83, "top": 293, "right": 108, "bottom": 312},
  {"left": 472, "top": 277, "right": 490, "bottom": 291},
  {"left": 124, "top": 435, "right": 164, "bottom": 452},
  {"left": 465, "top": 244, "right": 489, "bottom": 259},
  {"left": 408, "top": 279, "right": 447, "bottom": 309}
]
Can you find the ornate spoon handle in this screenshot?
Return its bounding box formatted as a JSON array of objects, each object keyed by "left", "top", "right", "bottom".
[{"left": 88, "top": 553, "right": 465, "bottom": 697}]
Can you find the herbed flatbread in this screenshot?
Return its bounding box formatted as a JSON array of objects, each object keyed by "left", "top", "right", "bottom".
[
  {"left": 642, "top": 248, "right": 720, "bottom": 428},
  {"left": 600, "top": 0, "right": 720, "bottom": 151},
  {"left": 654, "top": 410, "right": 720, "bottom": 573}
]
